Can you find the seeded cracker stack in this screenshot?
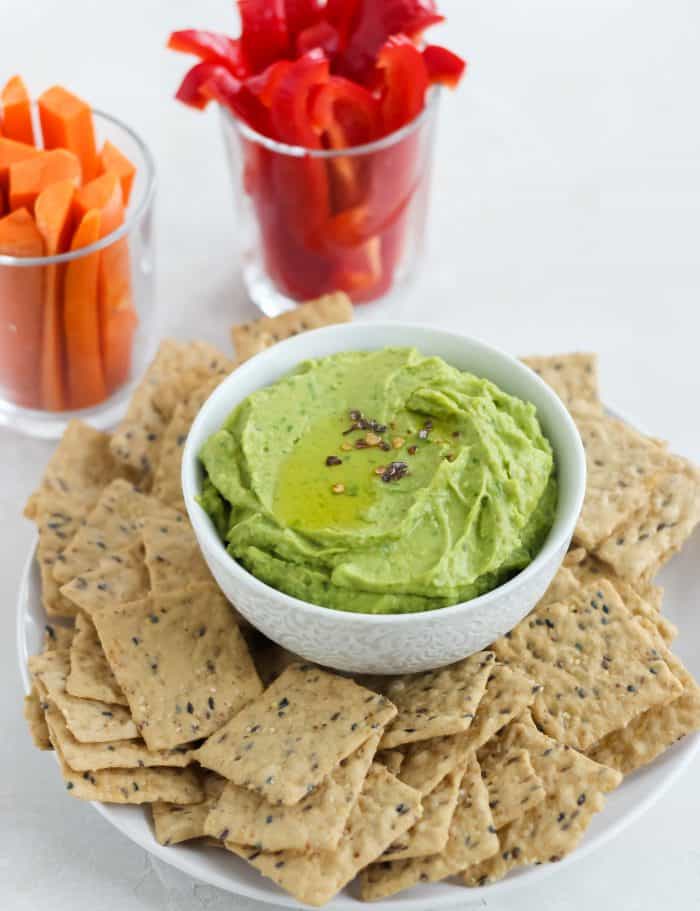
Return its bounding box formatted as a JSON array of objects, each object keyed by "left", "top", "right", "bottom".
[{"left": 21, "top": 321, "right": 700, "bottom": 905}]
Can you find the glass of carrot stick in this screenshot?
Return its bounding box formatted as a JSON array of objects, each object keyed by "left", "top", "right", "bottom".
[{"left": 0, "top": 76, "right": 156, "bottom": 438}]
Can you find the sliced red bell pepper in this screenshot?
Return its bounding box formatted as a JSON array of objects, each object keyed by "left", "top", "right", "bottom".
[
  {"left": 423, "top": 44, "right": 466, "bottom": 88},
  {"left": 325, "top": 0, "right": 361, "bottom": 50},
  {"left": 334, "top": 0, "right": 444, "bottom": 82},
  {"left": 284, "top": 0, "right": 325, "bottom": 39},
  {"left": 295, "top": 20, "right": 341, "bottom": 58},
  {"left": 237, "top": 0, "right": 290, "bottom": 74},
  {"left": 376, "top": 35, "right": 429, "bottom": 134},
  {"left": 246, "top": 60, "right": 293, "bottom": 108},
  {"left": 270, "top": 49, "right": 329, "bottom": 147},
  {"left": 167, "top": 30, "right": 248, "bottom": 77},
  {"left": 175, "top": 62, "right": 265, "bottom": 126},
  {"left": 310, "top": 76, "right": 380, "bottom": 146}
]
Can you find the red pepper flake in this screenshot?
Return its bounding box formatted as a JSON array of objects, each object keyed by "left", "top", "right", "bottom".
[
  {"left": 407, "top": 445, "right": 417, "bottom": 456},
  {"left": 381, "top": 461, "right": 409, "bottom": 483},
  {"left": 325, "top": 455, "right": 342, "bottom": 466}
]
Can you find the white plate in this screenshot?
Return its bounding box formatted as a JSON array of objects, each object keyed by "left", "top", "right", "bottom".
[{"left": 16, "top": 462, "right": 700, "bottom": 909}]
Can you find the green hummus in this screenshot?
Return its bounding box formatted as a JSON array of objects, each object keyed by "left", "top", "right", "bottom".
[{"left": 199, "top": 347, "right": 557, "bottom": 614}]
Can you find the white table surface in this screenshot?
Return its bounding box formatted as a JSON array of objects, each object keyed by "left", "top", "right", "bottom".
[{"left": 1, "top": 0, "right": 698, "bottom": 908}]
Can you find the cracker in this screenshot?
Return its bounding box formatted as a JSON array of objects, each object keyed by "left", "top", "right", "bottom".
[
  {"left": 231, "top": 292, "right": 353, "bottom": 363},
  {"left": 204, "top": 733, "right": 380, "bottom": 853},
  {"left": 150, "top": 348, "right": 234, "bottom": 422},
  {"left": 493, "top": 579, "right": 682, "bottom": 751},
  {"left": 60, "top": 546, "right": 151, "bottom": 616},
  {"left": 34, "top": 497, "right": 84, "bottom": 618},
  {"left": 380, "top": 652, "right": 495, "bottom": 749},
  {"left": 383, "top": 763, "right": 464, "bottom": 861},
  {"left": 195, "top": 663, "right": 396, "bottom": 806},
  {"left": 360, "top": 755, "right": 499, "bottom": 900},
  {"left": 43, "top": 623, "right": 75, "bottom": 653},
  {"left": 479, "top": 747, "right": 545, "bottom": 829},
  {"left": 150, "top": 404, "right": 191, "bottom": 511},
  {"left": 53, "top": 479, "right": 184, "bottom": 585},
  {"left": 92, "top": 583, "right": 261, "bottom": 750},
  {"left": 376, "top": 750, "right": 404, "bottom": 776},
  {"left": 398, "top": 664, "right": 537, "bottom": 795},
  {"left": 29, "top": 651, "right": 138, "bottom": 743},
  {"left": 43, "top": 701, "right": 193, "bottom": 771},
  {"left": 152, "top": 773, "right": 227, "bottom": 846},
  {"left": 141, "top": 518, "right": 213, "bottom": 594},
  {"left": 464, "top": 720, "right": 621, "bottom": 885},
  {"left": 521, "top": 353, "right": 602, "bottom": 415},
  {"left": 596, "top": 457, "right": 700, "bottom": 581},
  {"left": 253, "top": 644, "right": 305, "bottom": 688},
  {"left": 227, "top": 763, "right": 421, "bottom": 907},
  {"left": 66, "top": 612, "right": 127, "bottom": 705},
  {"left": 24, "top": 687, "right": 52, "bottom": 750}
]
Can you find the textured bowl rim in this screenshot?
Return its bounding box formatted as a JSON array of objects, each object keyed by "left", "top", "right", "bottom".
[{"left": 182, "top": 323, "right": 586, "bottom": 626}]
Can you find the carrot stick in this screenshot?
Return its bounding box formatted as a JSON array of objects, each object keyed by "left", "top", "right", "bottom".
[
  {"left": 1, "top": 76, "right": 35, "bottom": 146},
  {"left": 98, "top": 140, "right": 136, "bottom": 205},
  {"left": 75, "top": 174, "right": 136, "bottom": 393},
  {"left": 0, "top": 186, "right": 6, "bottom": 216},
  {"left": 0, "top": 208, "right": 44, "bottom": 408},
  {"left": 38, "top": 86, "right": 99, "bottom": 183},
  {"left": 0, "top": 137, "right": 42, "bottom": 191},
  {"left": 63, "top": 209, "right": 106, "bottom": 409},
  {"left": 9, "top": 148, "right": 81, "bottom": 212},
  {"left": 35, "top": 179, "right": 76, "bottom": 411}
]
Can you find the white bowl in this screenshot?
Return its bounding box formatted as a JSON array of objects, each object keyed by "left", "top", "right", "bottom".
[{"left": 182, "top": 323, "right": 586, "bottom": 674}]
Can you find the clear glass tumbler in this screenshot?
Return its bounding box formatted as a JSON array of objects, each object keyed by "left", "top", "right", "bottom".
[
  {"left": 221, "top": 90, "right": 440, "bottom": 316},
  {"left": 0, "top": 109, "right": 156, "bottom": 439}
]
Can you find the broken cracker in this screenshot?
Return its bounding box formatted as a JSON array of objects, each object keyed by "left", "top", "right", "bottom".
[
  {"left": 479, "top": 746, "right": 546, "bottom": 829},
  {"left": 24, "top": 687, "right": 52, "bottom": 750},
  {"left": 66, "top": 612, "right": 127, "bottom": 705},
  {"left": 141, "top": 518, "right": 213, "bottom": 594},
  {"left": 152, "top": 773, "right": 227, "bottom": 846},
  {"left": 60, "top": 546, "right": 151, "bottom": 617}
]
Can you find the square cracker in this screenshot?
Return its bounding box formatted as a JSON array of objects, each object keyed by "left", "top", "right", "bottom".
[
  {"left": 66, "top": 612, "right": 127, "bottom": 705},
  {"left": 493, "top": 579, "right": 682, "bottom": 751},
  {"left": 398, "top": 664, "right": 539, "bottom": 796},
  {"left": 360, "top": 755, "right": 499, "bottom": 901},
  {"left": 195, "top": 663, "right": 396, "bottom": 807},
  {"left": 60, "top": 546, "right": 151, "bottom": 617},
  {"left": 383, "top": 762, "right": 465, "bottom": 861},
  {"left": 227, "top": 763, "right": 422, "bottom": 907},
  {"left": 464, "top": 719, "right": 621, "bottom": 885},
  {"left": 53, "top": 479, "right": 185, "bottom": 585},
  {"left": 231, "top": 292, "right": 353, "bottom": 363},
  {"left": 141, "top": 518, "right": 213, "bottom": 594},
  {"left": 152, "top": 774, "right": 227, "bottom": 846},
  {"left": 479, "top": 747, "right": 546, "bottom": 830},
  {"left": 29, "top": 650, "right": 138, "bottom": 743},
  {"left": 92, "top": 583, "right": 261, "bottom": 750},
  {"left": 596, "top": 457, "right": 700, "bottom": 581},
  {"left": 43, "top": 701, "right": 193, "bottom": 771},
  {"left": 380, "top": 652, "right": 495, "bottom": 750},
  {"left": 521, "top": 353, "right": 602, "bottom": 415},
  {"left": 204, "top": 733, "right": 380, "bottom": 853},
  {"left": 24, "top": 688, "right": 52, "bottom": 750}
]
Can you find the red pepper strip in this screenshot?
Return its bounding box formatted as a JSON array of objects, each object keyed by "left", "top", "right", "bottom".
[
  {"left": 310, "top": 76, "right": 380, "bottom": 146},
  {"left": 422, "top": 44, "right": 466, "bottom": 88},
  {"left": 270, "top": 49, "right": 330, "bottom": 147},
  {"left": 246, "top": 60, "right": 293, "bottom": 108},
  {"left": 296, "top": 20, "right": 341, "bottom": 58},
  {"left": 376, "top": 35, "right": 429, "bottom": 134},
  {"left": 176, "top": 62, "right": 271, "bottom": 133},
  {"left": 237, "top": 0, "right": 290, "bottom": 74},
  {"left": 284, "top": 0, "right": 325, "bottom": 39},
  {"left": 334, "top": 0, "right": 444, "bottom": 82},
  {"left": 167, "top": 30, "right": 248, "bottom": 77},
  {"left": 325, "top": 0, "right": 362, "bottom": 51}
]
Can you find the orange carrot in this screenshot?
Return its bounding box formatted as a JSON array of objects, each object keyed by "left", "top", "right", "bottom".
[
  {"left": 1, "top": 76, "right": 35, "bottom": 146},
  {"left": 74, "top": 173, "right": 136, "bottom": 393},
  {"left": 0, "top": 186, "right": 6, "bottom": 216},
  {"left": 38, "top": 86, "right": 99, "bottom": 183},
  {"left": 0, "top": 137, "right": 42, "bottom": 190},
  {"left": 8, "top": 148, "right": 81, "bottom": 212},
  {"left": 63, "top": 209, "right": 106, "bottom": 409},
  {"left": 98, "top": 140, "right": 136, "bottom": 205},
  {"left": 0, "top": 208, "right": 44, "bottom": 408},
  {"left": 35, "top": 179, "right": 76, "bottom": 411}
]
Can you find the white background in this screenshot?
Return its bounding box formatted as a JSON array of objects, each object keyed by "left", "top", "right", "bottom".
[{"left": 1, "top": 0, "right": 699, "bottom": 908}]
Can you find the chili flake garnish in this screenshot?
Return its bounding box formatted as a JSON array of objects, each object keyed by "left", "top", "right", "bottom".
[
  {"left": 392, "top": 437, "right": 405, "bottom": 449},
  {"left": 342, "top": 409, "right": 387, "bottom": 435},
  {"left": 341, "top": 442, "right": 352, "bottom": 452},
  {"left": 374, "top": 466, "right": 387, "bottom": 475},
  {"left": 365, "top": 432, "right": 382, "bottom": 446},
  {"left": 325, "top": 455, "right": 342, "bottom": 466},
  {"left": 381, "top": 461, "right": 409, "bottom": 483},
  {"left": 407, "top": 445, "right": 418, "bottom": 456},
  {"left": 445, "top": 453, "right": 456, "bottom": 462},
  {"left": 332, "top": 483, "right": 345, "bottom": 494}
]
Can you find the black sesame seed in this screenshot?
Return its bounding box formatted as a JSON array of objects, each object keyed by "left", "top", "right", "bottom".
[
  {"left": 577, "top": 793, "right": 586, "bottom": 805},
  {"left": 208, "top": 697, "right": 215, "bottom": 710},
  {"left": 396, "top": 803, "right": 409, "bottom": 815},
  {"left": 149, "top": 614, "right": 159, "bottom": 624},
  {"left": 186, "top": 702, "right": 194, "bottom": 714},
  {"left": 278, "top": 698, "right": 289, "bottom": 710}
]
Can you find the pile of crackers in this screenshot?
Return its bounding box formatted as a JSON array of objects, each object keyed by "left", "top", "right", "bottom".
[{"left": 22, "top": 299, "right": 700, "bottom": 906}]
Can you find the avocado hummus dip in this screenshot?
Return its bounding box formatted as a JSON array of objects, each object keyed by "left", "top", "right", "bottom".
[{"left": 199, "top": 348, "right": 557, "bottom": 614}]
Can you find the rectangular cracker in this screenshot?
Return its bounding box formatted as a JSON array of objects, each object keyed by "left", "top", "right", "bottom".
[
  {"left": 398, "top": 664, "right": 538, "bottom": 796},
  {"left": 92, "top": 583, "right": 262, "bottom": 750},
  {"left": 195, "top": 663, "right": 396, "bottom": 806},
  {"left": 43, "top": 701, "right": 193, "bottom": 771},
  {"left": 141, "top": 518, "right": 213, "bottom": 594},
  {"left": 359, "top": 755, "right": 499, "bottom": 900},
  {"left": 66, "top": 612, "right": 127, "bottom": 705},
  {"left": 493, "top": 579, "right": 683, "bottom": 751},
  {"left": 479, "top": 747, "right": 546, "bottom": 829},
  {"left": 227, "top": 763, "right": 421, "bottom": 907},
  {"left": 521, "top": 353, "right": 602, "bottom": 415},
  {"left": 34, "top": 496, "right": 85, "bottom": 618},
  {"left": 204, "top": 733, "right": 380, "bottom": 853},
  {"left": 29, "top": 651, "right": 138, "bottom": 743},
  {"left": 53, "top": 479, "right": 185, "bottom": 585},
  {"left": 383, "top": 763, "right": 465, "bottom": 861},
  {"left": 152, "top": 774, "right": 227, "bottom": 846},
  {"left": 60, "top": 546, "right": 151, "bottom": 617},
  {"left": 380, "top": 652, "right": 495, "bottom": 749},
  {"left": 24, "top": 688, "right": 52, "bottom": 750},
  {"left": 231, "top": 292, "right": 352, "bottom": 363},
  {"left": 150, "top": 347, "right": 234, "bottom": 422}
]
